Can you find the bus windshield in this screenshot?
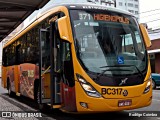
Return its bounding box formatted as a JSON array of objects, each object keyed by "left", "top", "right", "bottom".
[{"left": 70, "top": 10, "right": 147, "bottom": 76}]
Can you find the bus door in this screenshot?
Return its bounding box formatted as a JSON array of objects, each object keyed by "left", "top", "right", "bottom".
[
  {"left": 39, "top": 29, "right": 51, "bottom": 104},
  {"left": 39, "top": 27, "right": 61, "bottom": 105},
  {"left": 50, "top": 22, "right": 61, "bottom": 106}
]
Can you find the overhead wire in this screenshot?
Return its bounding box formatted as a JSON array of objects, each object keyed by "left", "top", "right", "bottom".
[
  {"left": 140, "top": 12, "right": 160, "bottom": 19},
  {"left": 139, "top": 8, "right": 160, "bottom": 23},
  {"left": 138, "top": 8, "right": 160, "bottom": 14},
  {"left": 136, "top": 8, "right": 160, "bottom": 29},
  {"left": 145, "top": 18, "right": 160, "bottom": 23}
]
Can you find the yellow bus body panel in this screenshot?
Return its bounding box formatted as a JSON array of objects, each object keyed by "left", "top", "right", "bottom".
[
  {"left": 42, "top": 73, "right": 51, "bottom": 98},
  {"left": 14, "top": 65, "right": 19, "bottom": 93},
  {"left": 75, "top": 82, "right": 151, "bottom": 112}
]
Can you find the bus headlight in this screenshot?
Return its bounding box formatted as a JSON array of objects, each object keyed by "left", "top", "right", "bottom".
[
  {"left": 143, "top": 80, "right": 151, "bottom": 94},
  {"left": 76, "top": 74, "right": 101, "bottom": 98}
]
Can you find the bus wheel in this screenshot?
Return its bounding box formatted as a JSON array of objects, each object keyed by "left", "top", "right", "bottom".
[
  {"left": 36, "top": 86, "right": 47, "bottom": 111},
  {"left": 152, "top": 80, "right": 156, "bottom": 89}
]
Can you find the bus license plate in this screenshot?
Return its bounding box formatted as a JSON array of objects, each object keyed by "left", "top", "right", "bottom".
[{"left": 118, "top": 100, "right": 132, "bottom": 107}]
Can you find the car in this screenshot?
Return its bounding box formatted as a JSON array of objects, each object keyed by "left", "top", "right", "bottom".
[{"left": 151, "top": 73, "right": 160, "bottom": 89}]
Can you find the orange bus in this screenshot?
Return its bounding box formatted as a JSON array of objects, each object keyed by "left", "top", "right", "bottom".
[{"left": 1, "top": 4, "right": 152, "bottom": 113}]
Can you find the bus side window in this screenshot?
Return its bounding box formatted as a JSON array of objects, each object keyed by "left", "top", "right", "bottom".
[
  {"left": 7, "top": 43, "right": 16, "bottom": 66},
  {"left": 41, "top": 30, "right": 50, "bottom": 70},
  {"left": 2, "top": 48, "right": 7, "bottom": 66},
  {"left": 15, "top": 44, "right": 21, "bottom": 65}
]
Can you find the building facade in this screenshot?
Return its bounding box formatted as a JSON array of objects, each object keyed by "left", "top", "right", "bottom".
[
  {"left": 115, "top": 0, "right": 139, "bottom": 18},
  {"left": 147, "top": 29, "right": 160, "bottom": 74},
  {"left": 93, "top": 0, "right": 115, "bottom": 7},
  {"left": 92, "top": 0, "right": 139, "bottom": 18}
]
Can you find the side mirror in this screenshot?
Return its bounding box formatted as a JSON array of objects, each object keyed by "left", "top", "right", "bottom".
[
  {"left": 139, "top": 24, "right": 151, "bottom": 47},
  {"left": 57, "top": 16, "right": 71, "bottom": 43}
]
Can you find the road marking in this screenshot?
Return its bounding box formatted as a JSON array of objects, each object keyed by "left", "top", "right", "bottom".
[
  {"left": 152, "top": 98, "right": 160, "bottom": 102},
  {"left": 153, "top": 92, "right": 159, "bottom": 94}
]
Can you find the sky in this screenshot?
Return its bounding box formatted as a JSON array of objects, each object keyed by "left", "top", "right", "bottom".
[{"left": 139, "top": 0, "right": 160, "bottom": 29}]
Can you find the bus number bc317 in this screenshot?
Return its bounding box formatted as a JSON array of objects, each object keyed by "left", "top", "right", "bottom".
[{"left": 101, "top": 88, "right": 128, "bottom": 96}]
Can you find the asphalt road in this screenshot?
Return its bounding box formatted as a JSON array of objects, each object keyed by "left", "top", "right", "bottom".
[{"left": 0, "top": 79, "right": 160, "bottom": 120}]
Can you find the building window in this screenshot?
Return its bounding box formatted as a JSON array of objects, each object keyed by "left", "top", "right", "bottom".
[
  {"left": 106, "top": 3, "right": 112, "bottom": 6},
  {"left": 134, "top": 0, "right": 138, "bottom": 1},
  {"left": 128, "top": 10, "right": 134, "bottom": 13},
  {"left": 135, "top": 4, "right": 138, "bottom": 8},
  {"left": 135, "top": 11, "right": 138, "bottom": 14},
  {"left": 95, "top": 0, "right": 99, "bottom": 2},
  {"left": 119, "top": 2, "right": 123, "bottom": 6},
  {"left": 128, "top": 3, "right": 133, "bottom": 7}
]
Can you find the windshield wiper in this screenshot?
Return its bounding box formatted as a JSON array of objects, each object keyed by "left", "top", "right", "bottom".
[
  {"left": 96, "top": 65, "right": 144, "bottom": 81},
  {"left": 96, "top": 66, "right": 132, "bottom": 81},
  {"left": 101, "top": 65, "right": 144, "bottom": 79}
]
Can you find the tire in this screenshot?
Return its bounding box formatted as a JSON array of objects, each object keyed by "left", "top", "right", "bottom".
[
  {"left": 152, "top": 80, "right": 156, "bottom": 89},
  {"left": 36, "top": 85, "right": 47, "bottom": 112}
]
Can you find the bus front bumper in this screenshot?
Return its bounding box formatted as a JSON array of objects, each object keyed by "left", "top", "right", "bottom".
[{"left": 76, "top": 91, "right": 152, "bottom": 113}]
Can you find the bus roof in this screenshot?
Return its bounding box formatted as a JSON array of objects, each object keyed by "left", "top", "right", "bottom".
[
  {"left": 40, "top": 3, "right": 134, "bottom": 17},
  {"left": 3, "top": 3, "right": 135, "bottom": 48}
]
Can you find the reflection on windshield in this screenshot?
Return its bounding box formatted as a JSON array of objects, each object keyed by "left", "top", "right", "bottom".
[{"left": 70, "top": 10, "right": 147, "bottom": 76}]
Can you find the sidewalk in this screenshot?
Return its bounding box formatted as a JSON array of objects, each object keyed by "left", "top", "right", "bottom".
[
  {"left": 0, "top": 79, "right": 7, "bottom": 94},
  {"left": 0, "top": 79, "right": 53, "bottom": 120},
  {"left": 0, "top": 95, "right": 39, "bottom": 120}
]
